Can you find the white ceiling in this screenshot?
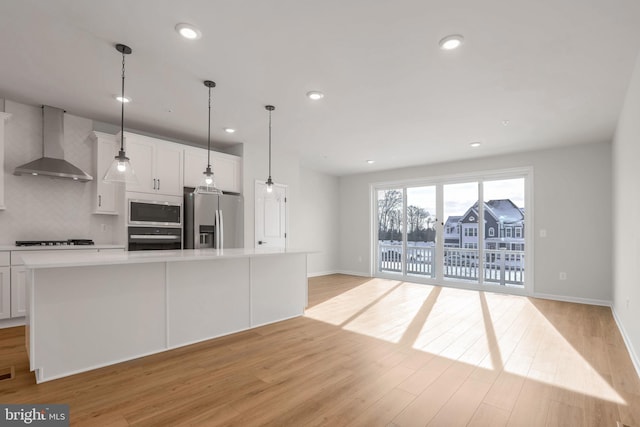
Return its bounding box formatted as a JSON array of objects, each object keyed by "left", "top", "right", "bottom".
[{"left": 1, "top": 0, "right": 639, "bottom": 176}]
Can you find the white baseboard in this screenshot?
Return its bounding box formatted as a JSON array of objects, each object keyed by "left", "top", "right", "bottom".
[
  {"left": 307, "top": 270, "right": 372, "bottom": 278},
  {"left": 611, "top": 306, "right": 640, "bottom": 379},
  {"left": 532, "top": 292, "right": 612, "bottom": 307},
  {"left": 307, "top": 270, "right": 340, "bottom": 278},
  {"left": 335, "top": 270, "right": 371, "bottom": 278}
]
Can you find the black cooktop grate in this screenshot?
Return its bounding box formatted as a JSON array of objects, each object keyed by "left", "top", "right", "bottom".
[{"left": 15, "top": 239, "right": 95, "bottom": 247}]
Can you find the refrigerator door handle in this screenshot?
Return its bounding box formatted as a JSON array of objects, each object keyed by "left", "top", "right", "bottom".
[
  {"left": 219, "top": 210, "right": 224, "bottom": 249},
  {"left": 215, "top": 209, "right": 220, "bottom": 249}
]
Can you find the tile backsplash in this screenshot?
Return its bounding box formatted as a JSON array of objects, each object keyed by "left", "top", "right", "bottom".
[{"left": 0, "top": 100, "right": 119, "bottom": 245}]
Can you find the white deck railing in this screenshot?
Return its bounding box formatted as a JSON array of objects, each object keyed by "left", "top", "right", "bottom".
[{"left": 378, "top": 244, "right": 525, "bottom": 286}]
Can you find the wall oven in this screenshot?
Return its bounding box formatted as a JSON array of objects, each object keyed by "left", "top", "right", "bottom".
[{"left": 128, "top": 227, "right": 182, "bottom": 251}]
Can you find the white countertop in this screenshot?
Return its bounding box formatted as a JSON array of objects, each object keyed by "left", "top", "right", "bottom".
[
  {"left": 20, "top": 248, "right": 309, "bottom": 269},
  {"left": 0, "top": 244, "right": 126, "bottom": 251}
]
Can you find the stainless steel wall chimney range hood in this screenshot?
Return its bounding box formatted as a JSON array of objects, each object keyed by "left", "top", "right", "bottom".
[{"left": 14, "top": 106, "right": 93, "bottom": 182}]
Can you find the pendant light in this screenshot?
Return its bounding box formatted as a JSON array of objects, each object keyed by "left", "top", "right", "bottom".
[
  {"left": 195, "top": 80, "right": 222, "bottom": 194},
  {"left": 104, "top": 43, "right": 137, "bottom": 183},
  {"left": 265, "top": 105, "right": 275, "bottom": 193}
]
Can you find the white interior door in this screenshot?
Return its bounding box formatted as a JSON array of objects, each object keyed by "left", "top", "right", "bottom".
[{"left": 255, "top": 182, "right": 287, "bottom": 249}]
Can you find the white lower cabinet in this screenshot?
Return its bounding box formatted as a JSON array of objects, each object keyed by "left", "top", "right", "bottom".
[
  {"left": 10, "top": 267, "right": 26, "bottom": 318},
  {"left": 0, "top": 267, "right": 10, "bottom": 319}
]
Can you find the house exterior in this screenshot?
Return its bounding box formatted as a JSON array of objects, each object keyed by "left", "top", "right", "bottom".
[
  {"left": 445, "top": 199, "right": 525, "bottom": 251},
  {"left": 444, "top": 216, "right": 462, "bottom": 248}
]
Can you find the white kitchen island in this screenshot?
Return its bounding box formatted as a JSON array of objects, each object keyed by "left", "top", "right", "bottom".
[{"left": 21, "top": 248, "right": 308, "bottom": 383}]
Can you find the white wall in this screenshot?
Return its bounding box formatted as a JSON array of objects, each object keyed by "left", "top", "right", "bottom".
[
  {"left": 612, "top": 51, "right": 640, "bottom": 370},
  {"left": 338, "top": 142, "right": 612, "bottom": 303},
  {"left": 299, "top": 168, "right": 340, "bottom": 276},
  {"left": 0, "top": 100, "right": 118, "bottom": 244}
]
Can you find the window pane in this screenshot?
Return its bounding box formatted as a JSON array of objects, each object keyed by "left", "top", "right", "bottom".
[
  {"left": 482, "top": 178, "right": 525, "bottom": 286},
  {"left": 377, "top": 189, "right": 403, "bottom": 274},
  {"left": 406, "top": 186, "right": 436, "bottom": 278},
  {"left": 443, "top": 182, "right": 479, "bottom": 282}
]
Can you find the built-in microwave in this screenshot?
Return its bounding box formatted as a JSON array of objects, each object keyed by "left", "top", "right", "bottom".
[{"left": 128, "top": 199, "right": 182, "bottom": 227}]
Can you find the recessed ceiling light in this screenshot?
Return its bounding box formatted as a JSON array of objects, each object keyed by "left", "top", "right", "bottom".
[
  {"left": 115, "top": 95, "right": 131, "bottom": 103},
  {"left": 439, "top": 34, "right": 464, "bottom": 50},
  {"left": 175, "top": 23, "right": 202, "bottom": 40},
  {"left": 306, "top": 91, "right": 324, "bottom": 100},
  {"left": 502, "top": 120, "right": 510, "bottom": 126},
  {"left": 367, "top": 160, "right": 375, "bottom": 164},
  {"left": 470, "top": 142, "right": 481, "bottom": 148},
  {"left": 224, "top": 128, "right": 236, "bottom": 134}
]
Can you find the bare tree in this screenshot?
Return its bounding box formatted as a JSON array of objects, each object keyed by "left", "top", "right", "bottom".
[
  {"left": 378, "top": 190, "right": 402, "bottom": 235},
  {"left": 388, "top": 208, "right": 403, "bottom": 240},
  {"left": 407, "top": 205, "right": 429, "bottom": 234}
]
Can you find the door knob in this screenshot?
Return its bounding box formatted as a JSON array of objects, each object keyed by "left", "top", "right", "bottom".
[{"left": 258, "top": 240, "right": 267, "bottom": 245}]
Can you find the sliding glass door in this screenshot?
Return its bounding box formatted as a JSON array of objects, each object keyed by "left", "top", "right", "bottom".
[{"left": 374, "top": 170, "right": 529, "bottom": 292}]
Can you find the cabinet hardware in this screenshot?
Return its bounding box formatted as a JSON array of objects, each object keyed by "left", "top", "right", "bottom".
[{"left": 98, "top": 195, "right": 102, "bottom": 207}]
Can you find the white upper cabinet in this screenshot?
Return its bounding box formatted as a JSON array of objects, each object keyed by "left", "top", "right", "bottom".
[
  {"left": 155, "top": 142, "right": 184, "bottom": 196},
  {"left": 0, "top": 112, "right": 12, "bottom": 210},
  {"left": 125, "top": 134, "right": 155, "bottom": 194},
  {"left": 125, "top": 133, "right": 183, "bottom": 196},
  {"left": 183, "top": 147, "right": 241, "bottom": 193},
  {"left": 90, "top": 132, "right": 120, "bottom": 215},
  {"left": 211, "top": 151, "right": 242, "bottom": 193},
  {"left": 183, "top": 148, "right": 208, "bottom": 189}
]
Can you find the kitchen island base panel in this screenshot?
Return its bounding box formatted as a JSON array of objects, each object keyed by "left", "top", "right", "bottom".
[
  {"left": 250, "top": 254, "right": 307, "bottom": 327},
  {"left": 27, "top": 251, "right": 308, "bottom": 383},
  {"left": 31, "top": 264, "right": 167, "bottom": 382},
  {"left": 167, "top": 258, "right": 251, "bottom": 348}
]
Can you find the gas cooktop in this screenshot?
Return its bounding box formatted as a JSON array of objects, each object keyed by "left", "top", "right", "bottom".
[{"left": 15, "top": 239, "right": 95, "bottom": 247}]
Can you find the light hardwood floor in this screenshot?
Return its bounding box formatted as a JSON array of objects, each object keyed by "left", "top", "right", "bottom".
[{"left": 1, "top": 274, "right": 639, "bottom": 426}]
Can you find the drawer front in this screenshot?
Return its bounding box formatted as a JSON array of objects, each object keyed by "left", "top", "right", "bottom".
[{"left": 0, "top": 252, "right": 9, "bottom": 267}]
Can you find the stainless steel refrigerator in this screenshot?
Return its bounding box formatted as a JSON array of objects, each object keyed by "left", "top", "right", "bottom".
[{"left": 184, "top": 189, "right": 244, "bottom": 249}]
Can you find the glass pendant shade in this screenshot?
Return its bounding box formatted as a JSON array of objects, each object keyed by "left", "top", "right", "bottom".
[
  {"left": 195, "top": 166, "right": 222, "bottom": 195},
  {"left": 265, "top": 176, "right": 274, "bottom": 193},
  {"left": 103, "top": 149, "right": 137, "bottom": 183}
]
